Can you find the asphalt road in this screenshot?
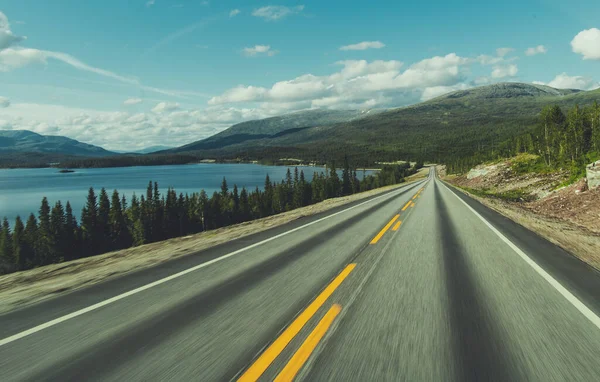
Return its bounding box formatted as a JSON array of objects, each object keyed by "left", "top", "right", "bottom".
[{"left": 1, "top": 168, "right": 600, "bottom": 381}]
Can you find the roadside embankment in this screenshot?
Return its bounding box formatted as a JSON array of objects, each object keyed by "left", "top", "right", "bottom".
[{"left": 0, "top": 174, "right": 427, "bottom": 315}]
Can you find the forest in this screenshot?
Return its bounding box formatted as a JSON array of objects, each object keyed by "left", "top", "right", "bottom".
[
  {"left": 0, "top": 161, "right": 420, "bottom": 275},
  {"left": 446, "top": 101, "right": 600, "bottom": 177}
]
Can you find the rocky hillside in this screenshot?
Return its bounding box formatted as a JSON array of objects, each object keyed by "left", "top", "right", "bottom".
[{"left": 447, "top": 154, "right": 600, "bottom": 234}]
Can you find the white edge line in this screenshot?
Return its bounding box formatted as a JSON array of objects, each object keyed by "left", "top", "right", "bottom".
[
  {"left": 0, "top": 181, "right": 422, "bottom": 348},
  {"left": 439, "top": 179, "right": 600, "bottom": 330}
]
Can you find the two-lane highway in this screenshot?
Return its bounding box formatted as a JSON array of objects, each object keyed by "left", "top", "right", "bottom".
[{"left": 1, "top": 168, "right": 600, "bottom": 381}]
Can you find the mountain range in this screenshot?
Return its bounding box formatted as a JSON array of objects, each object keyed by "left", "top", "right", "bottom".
[
  {"left": 165, "top": 83, "right": 598, "bottom": 164},
  {"left": 2, "top": 83, "right": 599, "bottom": 168}
]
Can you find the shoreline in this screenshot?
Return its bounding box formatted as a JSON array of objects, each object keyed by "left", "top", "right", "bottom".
[{"left": 0, "top": 161, "right": 384, "bottom": 172}]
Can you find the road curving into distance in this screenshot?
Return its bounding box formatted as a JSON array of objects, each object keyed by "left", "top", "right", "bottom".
[{"left": 1, "top": 168, "right": 600, "bottom": 381}]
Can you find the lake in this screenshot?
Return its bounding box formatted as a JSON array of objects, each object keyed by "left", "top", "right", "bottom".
[{"left": 0, "top": 164, "right": 373, "bottom": 224}]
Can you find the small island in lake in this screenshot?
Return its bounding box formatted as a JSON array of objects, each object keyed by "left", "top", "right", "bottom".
[{"left": 58, "top": 169, "right": 75, "bottom": 173}]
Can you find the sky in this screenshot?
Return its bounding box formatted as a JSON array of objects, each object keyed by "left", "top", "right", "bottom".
[{"left": 0, "top": 0, "right": 599, "bottom": 151}]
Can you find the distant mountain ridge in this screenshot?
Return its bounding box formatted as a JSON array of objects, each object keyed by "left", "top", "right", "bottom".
[
  {"left": 165, "top": 82, "right": 600, "bottom": 165},
  {"left": 168, "top": 109, "right": 384, "bottom": 153},
  {"left": 0, "top": 130, "right": 115, "bottom": 157},
  {"left": 435, "top": 82, "right": 580, "bottom": 101}
]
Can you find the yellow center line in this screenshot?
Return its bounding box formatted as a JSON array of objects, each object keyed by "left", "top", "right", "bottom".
[
  {"left": 237, "top": 264, "right": 356, "bottom": 382},
  {"left": 392, "top": 221, "right": 402, "bottom": 231},
  {"left": 274, "top": 304, "right": 342, "bottom": 382},
  {"left": 401, "top": 201, "right": 412, "bottom": 211},
  {"left": 370, "top": 214, "right": 400, "bottom": 244}
]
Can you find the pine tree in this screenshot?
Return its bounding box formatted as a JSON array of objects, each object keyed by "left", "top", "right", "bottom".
[
  {"left": 23, "top": 214, "right": 37, "bottom": 268},
  {"left": 240, "top": 187, "right": 250, "bottom": 222},
  {"left": 177, "top": 193, "right": 188, "bottom": 236},
  {"left": 132, "top": 220, "right": 146, "bottom": 246},
  {"left": 0, "top": 218, "right": 13, "bottom": 271},
  {"left": 153, "top": 182, "right": 164, "bottom": 241},
  {"left": 164, "top": 188, "right": 179, "bottom": 238},
  {"left": 592, "top": 101, "right": 600, "bottom": 151},
  {"left": 12, "top": 216, "right": 25, "bottom": 270},
  {"left": 199, "top": 190, "right": 209, "bottom": 231},
  {"left": 294, "top": 170, "right": 306, "bottom": 207},
  {"left": 285, "top": 169, "right": 293, "bottom": 209},
  {"left": 221, "top": 177, "right": 229, "bottom": 198},
  {"left": 109, "top": 189, "right": 130, "bottom": 249},
  {"left": 64, "top": 202, "right": 78, "bottom": 261},
  {"left": 327, "top": 162, "right": 341, "bottom": 198},
  {"left": 209, "top": 192, "right": 222, "bottom": 229},
  {"left": 342, "top": 155, "right": 352, "bottom": 196},
  {"left": 97, "top": 188, "right": 111, "bottom": 252},
  {"left": 232, "top": 184, "right": 240, "bottom": 223},
  {"left": 37, "top": 197, "right": 52, "bottom": 265},
  {"left": 262, "top": 174, "right": 274, "bottom": 217},
  {"left": 352, "top": 169, "right": 359, "bottom": 194},
  {"left": 50, "top": 201, "right": 66, "bottom": 262},
  {"left": 129, "top": 193, "right": 140, "bottom": 222},
  {"left": 81, "top": 187, "right": 98, "bottom": 257}
]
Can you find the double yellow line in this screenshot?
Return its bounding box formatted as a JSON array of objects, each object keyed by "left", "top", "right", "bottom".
[
  {"left": 238, "top": 264, "right": 355, "bottom": 381},
  {"left": 371, "top": 187, "right": 424, "bottom": 244}
]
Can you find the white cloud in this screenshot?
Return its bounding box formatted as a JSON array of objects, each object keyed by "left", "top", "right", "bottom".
[
  {"left": 339, "top": 41, "right": 385, "bottom": 51},
  {"left": 525, "top": 45, "right": 547, "bottom": 56},
  {"left": 123, "top": 98, "right": 143, "bottom": 106},
  {"left": 571, "top": 28, "right": 600, "bottom": 60},
  {"left": 209, "top": 86, "right": 268, "bottom": 104},
  {"left": 146, "top": 0, "right": 155, "bottom": 7},
  {"left": 230, "top": 9, "right": 241, "bottom": 17},
  {"left": 242, "top": 45, "right": 278, "bottom": 57},
  {"left": 209, "top": 53, "right": 470, "bottom": 110},
  {"left": 491, "top": 64, "right": 518, "bottom": 79},
  {"left": 252, "top": 5, "right": 304, "bottom": 21},
  {"left": 0, "top": 11, "right": 26, "bottom": 51},
  {"left": 496, "top": 47, "right": 514, "bottom": 57},
  {"left": 545, "top": 73, "right": 600, "bottom": 90},
  {"left": 151, "top": 102, "right": 180, "bottom": 113},
  {"left": 0, "top": 96, "right": 10, "bottom": 108}
]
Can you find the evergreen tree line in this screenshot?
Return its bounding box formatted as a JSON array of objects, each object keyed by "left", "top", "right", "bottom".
[
  {"left": 446, "top": 101, "right": 600, "bottom": 174},
  {"left": 0, "top": 161, "right": 418, "bottom": 274}
]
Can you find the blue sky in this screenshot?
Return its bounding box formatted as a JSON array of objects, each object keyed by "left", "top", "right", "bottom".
[{"left": 0, "top": 0, "right": 599, "bottom": 150}]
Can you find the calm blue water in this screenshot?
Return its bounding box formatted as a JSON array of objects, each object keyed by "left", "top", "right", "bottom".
[{"left": 0, "top": 164, "right": 366, "bottom": 224}]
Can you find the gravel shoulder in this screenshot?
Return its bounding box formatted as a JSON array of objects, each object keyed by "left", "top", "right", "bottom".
[{"left": 0, "top": 178, "right": 424, "bottom": 315}]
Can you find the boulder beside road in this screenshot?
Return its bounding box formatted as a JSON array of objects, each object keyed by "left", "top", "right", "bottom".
[{"left": 587, "top": 161, "right": 600, "bottom": 189}]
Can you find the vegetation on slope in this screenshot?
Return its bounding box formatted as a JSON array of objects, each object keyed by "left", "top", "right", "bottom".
[{"left": 447, "top": 100, "right": 600, "bottom": 182}]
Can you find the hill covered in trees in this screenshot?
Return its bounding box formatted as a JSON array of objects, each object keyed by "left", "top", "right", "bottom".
[
  {"left": 157, "top": 83, "right": 600, "bottom": 166},
  {"left": 0, "top": 162, "right": 420, "bottom": 274},
  {"left": 447, "top": 101, "right": 600, "bottom": 180}
]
